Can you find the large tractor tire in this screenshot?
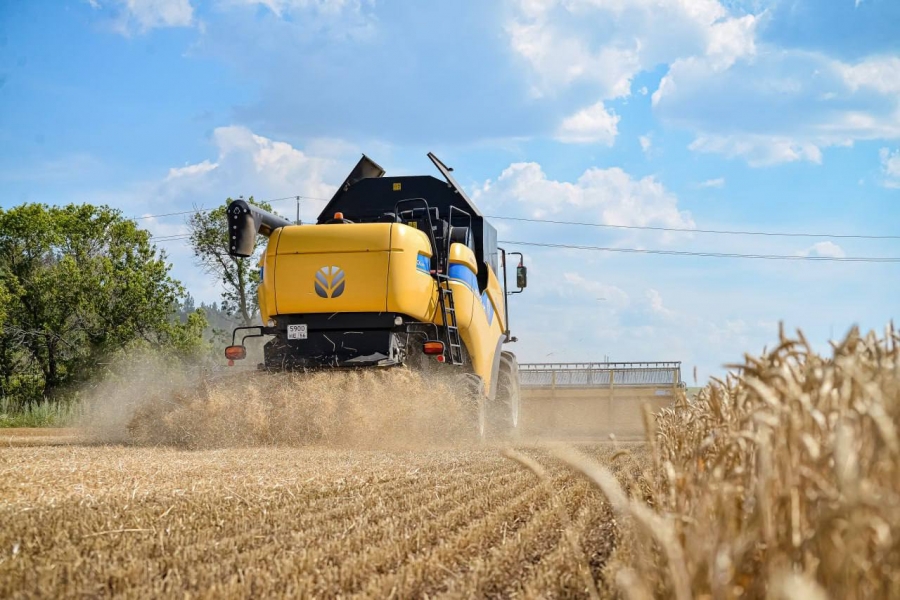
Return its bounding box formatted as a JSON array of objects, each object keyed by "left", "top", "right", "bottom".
[{"left": 482, "top": 352, "right": 520, "bottom": 440}]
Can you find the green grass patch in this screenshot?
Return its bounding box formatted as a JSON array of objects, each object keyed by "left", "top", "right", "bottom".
[{"left": 0, "top": 397, "right": 83, "bottom": 428}]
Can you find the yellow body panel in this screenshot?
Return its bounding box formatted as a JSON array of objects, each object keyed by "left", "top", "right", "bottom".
[
  {"left": 484, "top": 267, "right": 506, "bottom": 334},
  {"left": 258, "top": 228, "right": 280, "bottom": 324},
  {"left": 385, "top": 225, "right": 438, "bottom": 323},
  {"left": 272, "top": 224, "right": 392, "bottom": 315},
  {"left": 446, "top": 243, "right": 506, "bottom": 391},
  {"left": 257, "top": 223, "right": 507, "bottom": 394},
  {"left": 449, "top": 242, "right": 479, "bottom": 274}
]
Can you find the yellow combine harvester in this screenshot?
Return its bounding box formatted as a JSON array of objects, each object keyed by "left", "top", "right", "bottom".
[{"left": 223, "top": 153, "right": 528, "bottom": 435}]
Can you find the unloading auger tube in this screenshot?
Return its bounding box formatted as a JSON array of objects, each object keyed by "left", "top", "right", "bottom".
[
  {"left": 221, "top": 153, "right": 529, "bottom": 438},
  {"left": 227, "top": 199, "right": 292, "bottom": 258}
]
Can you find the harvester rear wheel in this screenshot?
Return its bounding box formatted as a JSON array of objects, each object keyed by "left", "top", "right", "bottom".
[{"left": 483, "top": 352, "right": 520, "bottom": 440}]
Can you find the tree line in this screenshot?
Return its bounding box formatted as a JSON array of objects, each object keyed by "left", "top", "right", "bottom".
[{"left": 0, "top": 199, "right": 270, "bottom": 409}]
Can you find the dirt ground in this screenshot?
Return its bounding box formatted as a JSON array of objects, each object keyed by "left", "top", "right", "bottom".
[{"left": 0, "top": 429, "right": 632, "bottom": 599}]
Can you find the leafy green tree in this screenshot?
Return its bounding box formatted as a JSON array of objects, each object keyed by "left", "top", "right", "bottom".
[
  {"left": 0, "top": 278, "right": 14, "bottom": 400},
  {"left": 0, "top": 203, "right": 206, "bottom": 405},
  {"left": 188, "top": 197, "right": 277, "bottom": 327},
  {"left": 0, "top": 278, "right": 9, "bottom": 332}
]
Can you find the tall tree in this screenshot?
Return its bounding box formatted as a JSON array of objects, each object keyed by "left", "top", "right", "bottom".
[
  {"left": 188, "top": 198, "right": 277, "bottom": 327},
  {"left": 0, "top": 203, "right": 206, "bottom": 404}
]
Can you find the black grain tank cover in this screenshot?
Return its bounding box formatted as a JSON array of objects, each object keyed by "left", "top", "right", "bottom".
[{"left": 318, "top": 153, "right": 499, "bottom": 290}]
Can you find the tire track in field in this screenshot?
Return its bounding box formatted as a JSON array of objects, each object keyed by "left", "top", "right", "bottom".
[
  {"left": 1, "top": 455, "right": 515, "bottom": 597},
  {"left": 104, "top": 467, "right": 532, "bottom": 598},
  {"left": 347, "top": 474, "right": 578, "bottom": 598},
  {"left": 214, "top": 470, "right": 538, "bottom": 597},
  {"left": 143, "top": 469, "right": 526, "bottom": 591},
  {"left": 438, "top": 484, "right": 590, "bottom": 597},
  {"left": 0, "top": 445, "right": 633, "bottom": 599},
  {"left": 506, "top": 501, "right": 602, "bottom": 599}
]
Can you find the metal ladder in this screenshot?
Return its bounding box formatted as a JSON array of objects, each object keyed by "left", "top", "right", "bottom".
[
  {"left": 392, "top": 198, "right": 464, "bottom": 366},
  {"left": 436, "top": 273, "right": 464, "bottom": 365}
]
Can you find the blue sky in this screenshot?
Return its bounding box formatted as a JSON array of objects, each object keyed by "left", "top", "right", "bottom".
[{"left": 1, "top": 0, "right": 898, "bottom": 379}]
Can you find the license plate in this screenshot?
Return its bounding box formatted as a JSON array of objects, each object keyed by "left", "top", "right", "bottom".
[{"left": 287, "top": 324, "right": 308, "bottom": 340}]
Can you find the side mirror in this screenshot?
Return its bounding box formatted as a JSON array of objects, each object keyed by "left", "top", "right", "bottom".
[{"left": 516, "top": 265, "right": 528, "bottom": 289}]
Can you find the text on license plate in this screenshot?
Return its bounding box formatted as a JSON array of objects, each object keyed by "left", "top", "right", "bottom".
[{"left": 287, "top": 324, "right": 308, "bottom": 340}]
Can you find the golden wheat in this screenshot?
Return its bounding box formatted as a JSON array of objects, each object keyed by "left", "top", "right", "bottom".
[
  {"left": 0, "top": 439, "right": 645, "bottom": 598},
  {"left": 4, "top": 325, "right": 895, "bottom": 598},
  {"left": 562, "top": 324, "right": 900, "bottom": 599}
]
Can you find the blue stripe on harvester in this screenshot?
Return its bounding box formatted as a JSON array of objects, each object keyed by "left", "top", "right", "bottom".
[
  {"left": 448, "top": 263, "right": 479, "bottom": 293},
  {"left": 416, "top": 253, "right": 430, "bottom": 273},
  {"left": 481, "top": 292, "right": 494, "bottom": 325},
  {"left": 448, "top": 262, "right": 495, "bottom": 326}
]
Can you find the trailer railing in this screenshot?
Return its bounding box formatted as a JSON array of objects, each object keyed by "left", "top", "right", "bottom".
[{"left": 519, "top": 361, "right": 682, "bottom": 388}]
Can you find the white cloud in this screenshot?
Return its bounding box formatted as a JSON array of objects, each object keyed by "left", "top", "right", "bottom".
[
  {"left": 473, "top": 161, "right": 694, "bottom": 230},
  {"left": 199, "top": 126, "right": 349, "bottom": 206},
  {"left": 698, "top": 177, "right": 725, "bottom": 188},
  {"left": 689, "top": 134, "right": 823, "bottom": 167},
  {"left": 506, "top": 0, "right": 761, "bottom": 146},
  {"left": 507, "top": 0, "right": 757, "bottom": 98},
  {"left": 562, "top": 273, "right": 630, "bottom": 308},
  {"left": 166, "top": 159, "right": 218, "bottom": 180},
  {"left": 555, "top": 101, "right": 619, "bottom": 145},
  {"left": 222, "top": 0, "right": 366, "bottom": 18},
  {"left": 880, "top": 147, "right": 900, "bottom": 188},
  {"left": 92, "top": 126, "right": 354, "bottom": 234},
  {"left": 704, "top": 13, "right": 758, "bottom": 70},
  {"left": 645, "top": 288, "right": 675, "bottom": 317},
  {"left": 837, "top": 56, "right": 900, "bottom": 95},
  {"left": 508, "top": 2, "right": 900, "bottom": 166},
  {"left": 639, "top": 134, "right": 652, "bottom": 155},
  {"left": 654, "top": 51, "right": 900, "bottom": 165},
  {"left": 112, "top": 0, "right": 195, "bottom": 33},
  {"left": 112, "top": 125, "right": 357, "bottom": 305},
  {"left": 800, "top": 241, "right": 846, "bottom": 259}
]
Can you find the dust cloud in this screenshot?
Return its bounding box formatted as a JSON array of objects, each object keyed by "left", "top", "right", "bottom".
[{"left": 79, "top": 355, "right": 479, "bottom": 449}]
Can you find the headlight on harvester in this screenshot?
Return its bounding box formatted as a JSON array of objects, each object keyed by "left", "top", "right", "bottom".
[{"left": 267, "top": 318, "right": 276, "bottom": 327}]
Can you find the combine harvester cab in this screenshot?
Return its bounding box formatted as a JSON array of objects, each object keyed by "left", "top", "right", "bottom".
[{"left": 224, "top": 153, "right": 528, "bottom": 436}]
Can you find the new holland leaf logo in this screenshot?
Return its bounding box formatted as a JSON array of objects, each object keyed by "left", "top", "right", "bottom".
[{"left": 315, "top": 266, "right": 345, "bottom": 298}]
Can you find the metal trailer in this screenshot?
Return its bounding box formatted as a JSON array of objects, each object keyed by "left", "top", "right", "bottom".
[{"left": 518, "top": 362, "right": 683, "bottom": 440}]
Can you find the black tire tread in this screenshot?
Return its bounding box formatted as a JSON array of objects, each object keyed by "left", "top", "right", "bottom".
[{"left": 485, "top": 352, "right": 520, "bottom": 438}]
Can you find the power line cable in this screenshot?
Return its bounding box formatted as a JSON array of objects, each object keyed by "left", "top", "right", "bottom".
[
  {"left": 134, "top": 194, "right": 325, "bottom": 221},
  {"left": 132, "top": 201, "right": 899, "bottom": 241},
  {"left": 488, "top": 215, "right": 900, "bottom": 240},
  {"left": 151, "top": 235, "right": 900, "bottom": 262},
  {"left": 498, "top": 240, "right": 900, "bottom": 263},
  {"left": 150, "top": 234, "right": 192, "bottom": 242}
]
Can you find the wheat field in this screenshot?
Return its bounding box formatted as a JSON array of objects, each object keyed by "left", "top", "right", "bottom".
[
  {"left": 0, "top": 441, "right": 634, "bottom": 599},
  {"left": 2, "top": 325, "right": 898, "bottom": 599}
]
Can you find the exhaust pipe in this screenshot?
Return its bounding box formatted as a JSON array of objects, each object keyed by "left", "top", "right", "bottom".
[{"left": 227, "top": 199, "right": 292, "bottom": 257}]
